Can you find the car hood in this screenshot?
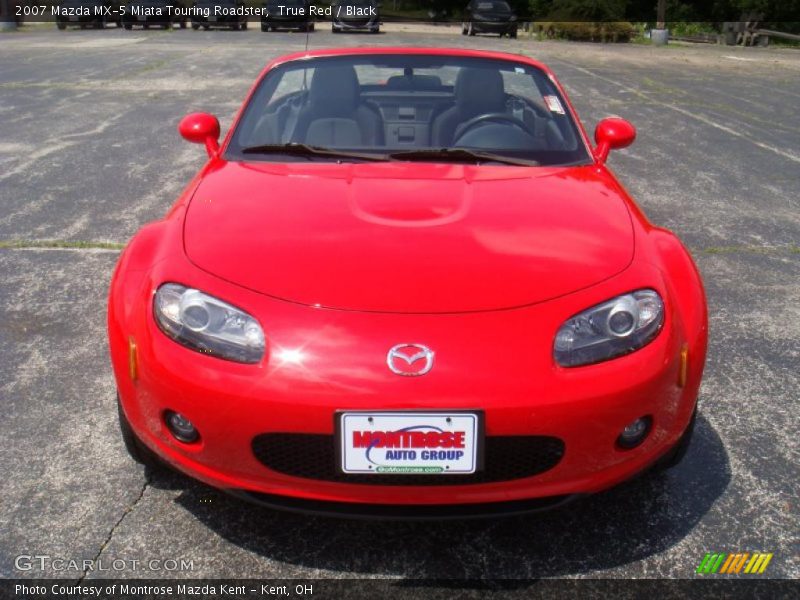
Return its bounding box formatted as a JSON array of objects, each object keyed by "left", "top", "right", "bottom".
[{"left": 184, "top": 161, "right": 634, "bottom": 313}]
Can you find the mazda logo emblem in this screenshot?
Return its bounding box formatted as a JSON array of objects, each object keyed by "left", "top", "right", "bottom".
[{"left": 386, "top": 344, "right": 434, "bottom": 376}]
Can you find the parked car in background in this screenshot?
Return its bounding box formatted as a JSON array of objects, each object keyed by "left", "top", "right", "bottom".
[
  {"left": 331, "top": 0, "right": 379, "bottom": 33},
  {"left": 261, "top": 0, "right": 313, "bottom": 32},
  {"left": 121, "top": 0, "right": 187, "bottom": 29},
  {"left": 55, "top": 0, "right": 121, "bottom": 29},
  {"left": 462, "top": 0, "right": 517, "bottom": 38},
  {"left": 191, "top": 0, "right": 248, "bottom": 30}
]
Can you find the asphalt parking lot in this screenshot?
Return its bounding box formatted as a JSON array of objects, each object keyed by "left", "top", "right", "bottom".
[{"left": 0, "top": 25, "right": 798, "bottom": 582}]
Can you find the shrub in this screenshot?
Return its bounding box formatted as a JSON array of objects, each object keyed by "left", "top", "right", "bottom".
[{"left": 536, "top": 20, "right": 635, "bottom": 41}]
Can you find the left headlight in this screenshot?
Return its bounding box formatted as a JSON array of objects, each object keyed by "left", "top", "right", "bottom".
[
  {"left": 554, "top": 289, "right": 664, "bottom": 367},
  {"left": 153, "top": 283, "right": 266, "bottom": 364}
]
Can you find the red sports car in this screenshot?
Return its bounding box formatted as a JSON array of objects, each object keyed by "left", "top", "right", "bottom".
[{"left": 109, "top": 47, "right": 707, "bottom": 518}]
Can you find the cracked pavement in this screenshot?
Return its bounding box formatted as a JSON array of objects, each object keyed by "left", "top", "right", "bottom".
[{"left": 0, "top": 26, "right": 798, "bottom": 581}]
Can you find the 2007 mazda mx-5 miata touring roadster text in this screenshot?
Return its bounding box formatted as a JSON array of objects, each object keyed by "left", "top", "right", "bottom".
[{"left": 108, "top": 47, "right": 707, "bottom": 518}]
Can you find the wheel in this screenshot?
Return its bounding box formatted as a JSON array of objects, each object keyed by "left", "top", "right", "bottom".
[
  {"left": 510, "top": 29, "right": 517, "bottom": 39},
  {"left": 180, "top": 19, "right": 187, "bottom": 29},
  {"left": 124, "top": 23, "right": 132, "bottom": 30},
  {"left": 309, "top": 22, "right": 314, "bottom": 32},
  {"left": 261, "top": 23, "right": 269, "bottom": 32},
  {"left": 94, "top": 18, "right": 104, "bottom": 29},
  {"left": 332, "top": 25, "right": 340, "bottom": 33},
  {"left": 232, "top": 22, "right": 239, "bottom": 30},
  {"left": 241, "top": 20, "right": 248, "bottom": 30},
  {"left": 652, "top": 409, "right": 697, "bottom": 473},
  {"left": 468, "top": 22, "right": 475, "bottom": 36},
  {"left": 117, "top": 396, "right": 164, "bottom": 470},
  {"left": 57, "top": 22, "right": 66, "bottom": 30},
  {"left": 143, "top": 23, "right": 149, "bottom": 29},
  {"left": 192, "top": 22, "right": 199, "bottom": 29},
  {"left": 203, "top": 24, "right": 209, "bottom": 30}
]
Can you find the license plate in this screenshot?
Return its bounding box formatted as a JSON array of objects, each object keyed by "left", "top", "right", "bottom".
[
  {"left": 137, "top": 15, "right": 145, "bottom": 21},
  {"left": 338, "top": 411, "right": 481, "bottom": 475},
  {"left": 69, "top": 16, "right": 78, "bottom": 21}
]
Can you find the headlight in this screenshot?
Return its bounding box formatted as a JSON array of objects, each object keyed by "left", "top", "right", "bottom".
[
  {"left": 554, "top": 289, "right": 664, "bottom": 367},
  {"left": 154, "top": 283, "right": 265, "bottom": 364}
]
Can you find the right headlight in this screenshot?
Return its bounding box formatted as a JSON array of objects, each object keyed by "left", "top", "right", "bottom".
[
  {"left": 554, "top": 289, "right": 664, "bottom": 367},
  {"left": 154, "top": 283, "right": 266, "bottom": 364}
]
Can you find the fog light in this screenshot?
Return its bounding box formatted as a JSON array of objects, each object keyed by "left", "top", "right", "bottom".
[
  {"left": 165, "top": 411, "right": 199, "bottom": 443},
  {"left": 617, "top": 416, "right": 652, "bottom": 449}
]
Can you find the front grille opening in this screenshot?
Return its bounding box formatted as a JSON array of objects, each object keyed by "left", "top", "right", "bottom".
[{"left": 252, "top": 434, "right": 564, "bottom": 486}]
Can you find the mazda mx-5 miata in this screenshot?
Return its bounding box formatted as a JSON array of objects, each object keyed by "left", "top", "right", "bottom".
[{"left": 109, "top": 48, "right": 707, "bottom": 518}]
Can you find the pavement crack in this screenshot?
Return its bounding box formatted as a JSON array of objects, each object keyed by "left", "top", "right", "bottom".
[{"left": 76, "top": 474, "right": 150, "bottom": 584}]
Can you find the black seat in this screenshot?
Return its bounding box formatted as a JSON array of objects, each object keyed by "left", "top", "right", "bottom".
[
  {"left": 431, "top": 67, "right": 507, "bottom": 146},
  {"left": 292, "top": 65, "right": 383, "bottom": 147}
]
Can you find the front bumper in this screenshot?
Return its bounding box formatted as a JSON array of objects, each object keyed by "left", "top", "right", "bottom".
[
  {"left": 263, "top": 17, "right": 311, "bottom": 29},
  {"left": 332, "top": 19, "right": 378, "bottom": 31},
  {"left": 473, "top": 20, "right": 516, "bottom": 34},
  {"left": 110, "top": 249, "right": 704, "bottom": 509}
]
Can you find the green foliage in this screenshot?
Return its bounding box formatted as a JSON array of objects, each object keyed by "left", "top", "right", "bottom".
[
  {"left": 548, "top": 0, "right": 627, "bottom": 20},
  {"left": 536, "top": 19, "right": 635, "bottom": 41},
  {"left": 669, "top": 21, "right": 718, "bottom": 36}
]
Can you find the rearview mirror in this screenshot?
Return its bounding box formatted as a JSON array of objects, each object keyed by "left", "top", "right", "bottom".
[
  {"left": 178, "top": 112, "right": 220, "bottom": 159},
  {"left": 594, "top": 117, "right": 636, "bottom": 164}
]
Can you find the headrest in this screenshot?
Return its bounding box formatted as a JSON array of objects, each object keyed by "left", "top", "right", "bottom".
[
  {"left": 309, "top": 65, "right": 360, "bottom": 116},
  {"left": 454, "top": 67, "right": 506, "bottom": 114}
]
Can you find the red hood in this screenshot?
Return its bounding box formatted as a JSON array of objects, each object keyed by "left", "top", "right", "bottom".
[{"left": 183, "top": 161, "right": 634, "bottom": 313}]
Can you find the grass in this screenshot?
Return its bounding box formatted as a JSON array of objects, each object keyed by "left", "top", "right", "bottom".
[
  {"left": 0, "top": 239, "right": 125, "bottom": 250},
  {"left": 696, "top": 245, "right": 800, "bottom": 255}
]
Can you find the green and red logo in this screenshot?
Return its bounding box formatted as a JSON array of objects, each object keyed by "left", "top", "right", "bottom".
[{"left": 696, "top": 552, "right": 773, "bottom": 575}]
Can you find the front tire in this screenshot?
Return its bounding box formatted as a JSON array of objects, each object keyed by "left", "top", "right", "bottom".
[
  {"left": 117, "top": 396, "right": 164, "bottom": 470},
  {"left": 652, "top": 409, "right": 697, "bottom": 473}
]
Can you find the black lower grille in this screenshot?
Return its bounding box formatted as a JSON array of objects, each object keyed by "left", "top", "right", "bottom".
[
  {"left": 231, "top": 489, "right": 578, "bottom": 519},
  {"left": 252, "top": 434, "right": 564, "bottom": 485}
]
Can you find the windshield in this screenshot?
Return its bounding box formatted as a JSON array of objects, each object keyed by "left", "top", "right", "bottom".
[
  {"left": 475, "top": 1, "right": 511, "bottom": 12},
  {"left": 227, "top": 55, "right": 591, "bottom": 167}
]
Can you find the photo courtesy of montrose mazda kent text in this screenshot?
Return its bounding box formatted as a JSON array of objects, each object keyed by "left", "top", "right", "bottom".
[{"left": 108, "top": 47, "right": 708, "bottom": 519}]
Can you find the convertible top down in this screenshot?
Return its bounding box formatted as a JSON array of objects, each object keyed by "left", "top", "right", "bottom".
[{"left": 109, "top": 47, "right": 707, "bottom": 518}]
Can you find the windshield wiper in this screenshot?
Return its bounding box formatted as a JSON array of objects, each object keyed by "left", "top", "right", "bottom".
[
  {"left": 389, "top": 148, "right": 539, "bottom": 167},
  {"left": 240, "top": 143, "right": 389, "bottom": 162}
]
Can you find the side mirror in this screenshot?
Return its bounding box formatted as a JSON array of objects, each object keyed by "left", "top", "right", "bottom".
[
  {"left": 594, "top": 117, "right": 636, "bottom": 164},
  {"left": 178, "top": 112, "right": 221, "bottom": 159}
]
